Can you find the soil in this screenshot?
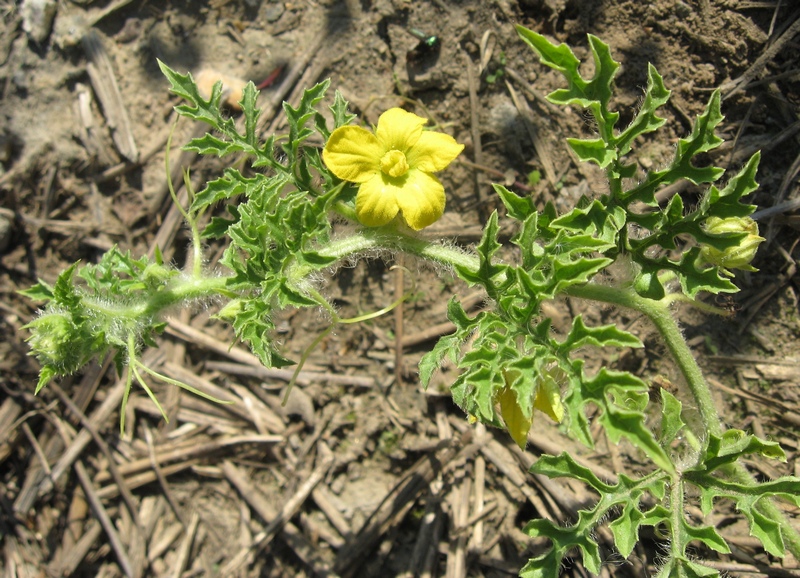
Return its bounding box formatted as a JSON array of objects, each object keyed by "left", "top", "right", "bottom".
[{"left": 1, "top": 0, "right": 799, "bottom": 577}]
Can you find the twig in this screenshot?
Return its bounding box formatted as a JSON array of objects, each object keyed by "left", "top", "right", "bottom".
[
  {"left": 163, "top": 361, "right": 285, "bottom": 433},
  {"left": 221, "top": 456, "right": 337, "bottom": 576},
  {"left": 169, "top": 511, "right": 199, "bottom": 578},
  {"left": 312, "top": 485, "right": 352, "bottom": 539},
  {"left": 94, "top": 434, "right": 281, "bottom": 485},
  {"left": 165, "top": 318, "right": 376, "bottom": 387},
  {"left": 49, "top": 519, "right": 102, "bottom": 576},
  {"left": 465, "top": 51, "right": 488, "bottom": 217},
  {"left": 29, "top": 363, "right": 131, "bottom": 504},
  {"left": 205, "top": 360, "right": 376, "bottom": 388},
  {"left": 505, "top": 78, "right": 558, "bottom": 188},
  {"left": 259, "top": 444, "right": 334, "bottom": 545},
  {"left": 409, "top": 479, "right": 443, "bottom": 574},
  {"left": 143, "top": 425, "right": 187, "bottom": 527},
  {"left": 334, "top": 431, "right": 477, "bottom": 577},
  {"left": 147, "top": 521, "right": 184, "bottom": 563},
  {"left": 49, "top": 383, "right": 141, "bottom": 528},
  {"left": 445, "top": 470, "right": 470, "bottom": 578},
  {"left": 469, "top": 425, "right": 487, "bottom": 553},
  {"left": 96, "top": 460, "right": 200, "bottom": 500},
  {"left": 721, "top": 11, "right": 800, "bottom": 98},
  {"left": 82, "top": 30, "right": 138, "bottom": 163},
  {"left": 74, "top": 460, "right": 135, "bottom": 578},
  {"left": 394, "top": 255, "right": 405, "bottom": 387},
  {"left": 699, "top": 559, "right": 800, "bottom": 577},
  {"left": 20, "top": 422, "right": 51, "bottom": 477}
]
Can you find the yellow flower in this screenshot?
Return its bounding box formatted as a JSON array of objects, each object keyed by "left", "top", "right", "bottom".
[
  {"left": 322, "top": 108, "right": 464, "bottom": 230},
  {"left": 496, "top": 368, "right": 565, "bottom": 449}
]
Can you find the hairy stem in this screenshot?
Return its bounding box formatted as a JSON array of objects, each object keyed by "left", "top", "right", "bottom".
[
  {"left": 566, "top": 283, "right": 721, "bottom": 435},
  {"left": 565, "top": 282, "right": 800, "bottom": 558},
  {"left": 289, "top": 225, "right": 480, "bottom": 281},
  {"left": 83, "top": 274, "right": 231, "bottom": 322}
]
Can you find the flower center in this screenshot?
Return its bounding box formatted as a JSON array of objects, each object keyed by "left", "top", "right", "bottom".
[{"left": 380, "top": 149, "right": 409, "bottom": 178}]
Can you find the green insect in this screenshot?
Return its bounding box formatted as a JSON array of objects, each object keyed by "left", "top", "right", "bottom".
[{"left": 405, "top": 27, "right": 441, "bottom": 63}]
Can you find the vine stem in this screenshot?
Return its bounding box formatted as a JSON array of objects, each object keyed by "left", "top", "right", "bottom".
[
  {"left": 564, "top": 283, "right": 722, "bottom": 437},
  {"left": 289, "top": 225, "right": 482, "bottom": 281},
  {"left": 564, "top": 282, "right": 800, "bottom": 559}
]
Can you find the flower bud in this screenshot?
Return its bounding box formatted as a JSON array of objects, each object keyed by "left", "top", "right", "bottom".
[
  {"left": 700, "top": 216, "right": 764, "bottom": 274},
  {"left": 25, "top": 311, "right": 87, "bottom": 374}
]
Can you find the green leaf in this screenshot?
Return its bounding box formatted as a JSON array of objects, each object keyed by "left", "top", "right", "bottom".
[
  {"left": 515, "top": 27, "right": 582, "bottom": 95},
  {"left": 419, "top": 334, "right": 461, "bottom": 388},
  {"left": 328, "top": 90, "right": 357, "bottom": 133},
  {"left": 683, "top": 521, "right": 730, "bottom": 554},
  {"left": 519, "top": 550, "right": 560, "bottom": 578},
  {"left": 455, "top": 211, "right": 505, "bottom": 289},
  {"left": 53, "top": 263, "right": 81, "bottom": 308},
  {"left": 560, "top": 315, "right": 643, "bottom": 353},
  {"left": 494, "top": 183, "right": 534, "bottom": 220},
  {"left": 609, "top": 500, "right": 645, "bottom": 558},
  {"left": 567, "top": 137, "right": 617, "bottom": 167},
  {"left": 697, "top": 152, "right": 760, "bottom": 218},
  {"left": 185, "top": 133, "right": 240, "bottom": 157},
  {"left": 191, "top": 169, "right": 259, "bottom": 213},
  {"left": 531, "top": 453, "right": 615, "bottom": 493},
  {"left": 579, "top": 369, "right": 675, "bottom": 474},
  {"left": 660, "top": 388, "right": 685, "bottom": 446},
  {"left": 552, "top": 256, "right": 613, "bottom": 293},
  {"left": 34, "top": 365, "right": 56, "bottom": 394},
  {"left": 241, "top": 82, "right": 261, "bottom": 146},
  {"left": 516, "top": 27, "right": 620, "bottom": 142},
  {"left": 159, "top": 60, "right": 223, "bottom": 126},
  {"left": 524, "top": 516, "right": 602, "bottom": 575},
  {"left": 673, "top": 90, "right": 725, "bottom": 180},
  {"left": 529, "top": 452, "right": 670, "bottom": 572},
  {"left": 624, "top": 90, "right": 726, "bottom": 205},
  {"left": 550, "top": 200, "right": 625, "bottom": 246},
  {"left": 284, "top": 79, "right": 331, "bottom": 154},
  {"left": 19, "top": 280, "right": 54, "bottom": 301},
  {"left": 616, "top": 64, "right": 671, "bottom": 155},
  {"left": 692, "top": 430, "right": 786, "bottom": 473},
  {"left": 749, "top": 503, "right": 785, "bottom": 557}
]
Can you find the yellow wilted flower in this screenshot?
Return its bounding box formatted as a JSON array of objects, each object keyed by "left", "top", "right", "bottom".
[
  {"left": 323, "top": 108, "right": 464, "bottom": 230},
  {"left": 496, "top": 368, "right": 565, "bottom": 449}
]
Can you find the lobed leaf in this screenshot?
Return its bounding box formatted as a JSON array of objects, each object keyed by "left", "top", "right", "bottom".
[
  {"left": 560, "top": 316, "right": 643, "bottom": 352},
  {"left": 616, "top": 64, "right": 671, "bottom": 155}
]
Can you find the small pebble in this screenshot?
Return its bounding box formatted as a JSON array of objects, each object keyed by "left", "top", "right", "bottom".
[
  {"left": 21, "top": 0, "right": 57, "bottom": 44},
  {"left": 194, "top": 68, "right": 248, "bottom": 110}
]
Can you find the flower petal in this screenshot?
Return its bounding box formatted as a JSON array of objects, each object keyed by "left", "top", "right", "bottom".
[
  {"left": 375, "top": 108, "right": 426, "bottom": 152},
  {"left": 534, "top": 373, "right": 564, "bottom": 423},
  {"left": 355, "top": 174, "right": 400, "bottom": 227},
  {"left": 394, "top": 170, "right": 446, "bottom": 230},
  {"left": 496, "top": 385, "right": 533, "bottom": 450},
  {"left": 407, "top": 130, "right": 465, "bottom": 173},
  {"left": 323, "top": 126, "right": 383, "bottom": 183}
]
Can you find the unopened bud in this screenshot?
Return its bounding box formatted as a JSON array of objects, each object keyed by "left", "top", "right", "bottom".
[
  {"left": 700, "top": 216, "right": 764, "bottom": 274},
  {"left": 24, "top": 311, "right": 85, "bottom": 374}
]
